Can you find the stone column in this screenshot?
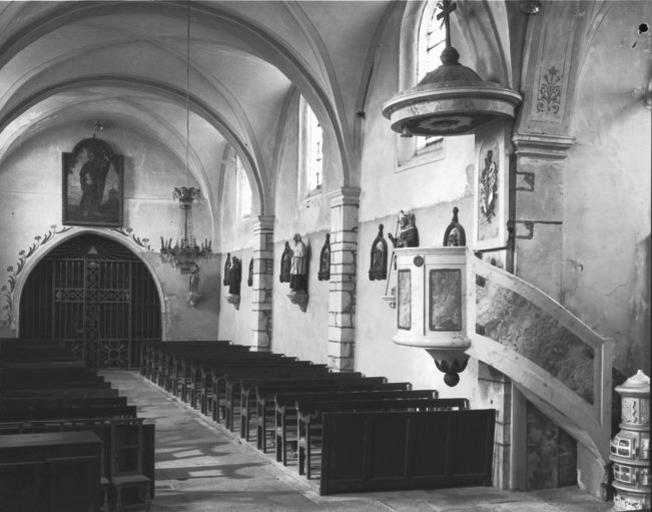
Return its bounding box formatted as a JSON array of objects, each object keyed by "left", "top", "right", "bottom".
[
  {"left": 327, "top": 187, "right": 360, "bottom": 371},
  {"left": 250, "top": 216, "right": 275, "bottom": 352}
]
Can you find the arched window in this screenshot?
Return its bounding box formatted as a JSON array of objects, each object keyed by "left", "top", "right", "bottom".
[
  {"left": 417, "top": 1, "right": 446, "bottom": 82},
  {"left": 416, "top": 1, "right": 446, "bottom": 154},
  {"left": 299, "top": 95, "right": 323, "bottom": 194},
  {"left": 235, "top": 155, "right": 252, "bottom": 218}
]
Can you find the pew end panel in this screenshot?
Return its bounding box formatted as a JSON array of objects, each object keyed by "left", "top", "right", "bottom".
[{"left": 319, "top": 409, "right": 496, "bottom": 495}]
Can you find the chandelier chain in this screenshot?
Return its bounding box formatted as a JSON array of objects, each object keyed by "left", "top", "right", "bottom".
[{"left": 185, "top": 0, "right": 191, "bottom": 181}]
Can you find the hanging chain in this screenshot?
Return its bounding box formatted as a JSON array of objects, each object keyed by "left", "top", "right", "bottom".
[{"left": 185, "top": 0, "right": 191, "bottom": 183}]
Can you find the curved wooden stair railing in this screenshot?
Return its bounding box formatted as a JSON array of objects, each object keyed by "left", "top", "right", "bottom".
[{"left": 467, "top": 255, "right": 614, "bottom": 485}]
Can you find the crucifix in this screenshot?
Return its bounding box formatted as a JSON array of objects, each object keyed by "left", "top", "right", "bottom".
[{"left": 436, "top": 0, "right": 457, "bottom": 49}]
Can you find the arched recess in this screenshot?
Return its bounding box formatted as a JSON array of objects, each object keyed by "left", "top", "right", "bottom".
[
  {"left": 0, "top": 0, "right": 352, "bottom": 196},
  {"left": 13, "top": 227, "right": 168, "bottom": 354}
]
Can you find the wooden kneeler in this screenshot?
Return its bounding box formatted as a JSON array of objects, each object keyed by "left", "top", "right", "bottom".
[{"left": 109, "top": 419, "right": 152, "bottom": 512}]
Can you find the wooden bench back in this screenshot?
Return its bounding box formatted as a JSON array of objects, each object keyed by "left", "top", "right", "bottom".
[{"left": 320, "top": 409, "right": 495, "bottom": 495}]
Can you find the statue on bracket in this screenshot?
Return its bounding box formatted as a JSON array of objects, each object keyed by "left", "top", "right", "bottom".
[
  {"left": 443, "top": 207, "right": 466, "bottom": 247},
  {"left": 226, "top": 256, "right": 242, "bottom": 310},
  {"left": 247, "top": 257, "right": 254, "bottom": 287},
  {"left": 369, "top": 224, "right": 388, "bottom": 280},
  {"left": 279, "top": 242, "right": 292, "bottom": 283},
  {"left": 288, "top": 233, "right": 308, "bottom": 311},
  {"left": 223, "top": 253, "right": 231, "bottom": 286},
  {"left": 187, "top": 263, "right": 201, "bottom": 308},
  {"left": 388, "top": 210, "right": 419, "bottom": 248},
  {"left": 317, "top": 233, "right": 330, "bottom": 281}
]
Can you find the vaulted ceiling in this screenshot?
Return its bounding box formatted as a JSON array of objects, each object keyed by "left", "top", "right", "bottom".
[{"left": 0, "top": 0, "right": 394, "bottom": 216}]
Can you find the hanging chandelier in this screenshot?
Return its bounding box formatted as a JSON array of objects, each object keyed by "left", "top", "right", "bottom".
[
  {"left": 159, "top": 0, "right": 212, "bottom": 274},
  {"left": 160, "top": 187, "right": 212, "bottom": 273}
]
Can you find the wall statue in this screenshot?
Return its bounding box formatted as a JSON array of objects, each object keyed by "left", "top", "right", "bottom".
[
  {"left": 228, "top": 256, "right": 242, "bottom": 296},
  {"left": 187, "top": 264, "right": 201, "bottom": 307},
  {"left": 279, "top": 242, "right": 292, "bottom": 283},
  {"left": 317, "top": 233, "right": 331, "bottom": 281},
  {"left": 247, "top": 258, "right": 253, "bottom": 287},
  {"left": 443, "top": 207, "right": 466, "bottom": 247},
  {"left": 369, "top": 224, "right": 388, "bottom": 280},
  {"left": 388, "top": 210, "right": 419, "bottom": 248},
  {"left": 289, "top": 234, "right": 308, "bottom": 292},
  {"left": 223, "top": 253, "right": 231, "bottom": 286},
  {"left": 226, "top": 256, "right": 242, "bottom": 310}
]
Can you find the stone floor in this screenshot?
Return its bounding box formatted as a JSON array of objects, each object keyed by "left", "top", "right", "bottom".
[{"left": 101, "top": 370, "right": 614, "bottom": 512}]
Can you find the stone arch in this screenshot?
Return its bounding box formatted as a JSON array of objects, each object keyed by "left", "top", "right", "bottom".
[
  {"left": 12, "top": 227, "right": 168, "bottom": 341},
  {"left": 0, "top": 0, "right": 352, "bottom": 196},
  {"left": 0, "top": 76, "right": 266, "bottom": 220}
]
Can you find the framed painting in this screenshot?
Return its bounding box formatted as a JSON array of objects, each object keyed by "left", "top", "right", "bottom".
[
  {"left": 473, "top": 121, "right": 509, "bottom": 251},
  {"left": 62, "top": 138, "right": 124, "bottom": 227}
]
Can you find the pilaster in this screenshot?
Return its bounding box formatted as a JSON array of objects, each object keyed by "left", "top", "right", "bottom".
[
  {"left": 475, "top": 362, "right": 513, "bottom": 490},
  {"left": 512, "top": 136, "right": 571, "bottom": 301},
  {"left": 326, "top": 187, "right": 360, "bottom": 371},
  {"left": 251, "top": 215, "right": 274, "bottom": 351}
]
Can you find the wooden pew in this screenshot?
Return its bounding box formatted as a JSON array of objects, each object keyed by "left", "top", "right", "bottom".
[
  {"left": 141, "top": 340, "right": 244, "bottom": 407},
  {"left": 219, "top": 362, "right": 335, "bottom": 429},
  {"left": 0, "top": 417, "right": 156, "bottom": 509},
  {"left": 176, "top": 350, "right": 293, "bottom": 402},
  {"left": 195, "top": 352, "right": 295, "bottom": 414},
  {"left": 247, "top": 377, "right": 405, "bottom": 448},
  {"left": 152, "top": 344, "right": 287, "bottom": 402},
  {"left": 161, "top": 345, "right": 249, "bottom": 391},
  {"left": 0, "top": 339, "right": 155, "bottom": 509},
  {"left": 2, "top": 388, "right": 119, "bottom": 399},
  {"left": 0, "top": 368, "right": 99, "bottom": 386},
  {"left": 237, "top": 373, "right": 374, "bottom": 438},
  {"left": 0, "top": 396, "right": 128, "bottom": 409},
  {"left": 210, "top": 363, "right": 332, "bottom": 424},
  {"left": 295, "top": 397, "right": 467, "bottom": 478},
  {"left": 0, "top": 377, "right": 109, "bottom": 391},
  {"left": 0, "top": 431, "right": 102, "bottom": 512},
  {"left": 146, "top": 341, "right": 240, "bottom": 388},
  {"left": 274, "top": 391, "right": 443, "bottom": 466},
  {"left": 0, "top": 404, "right": 137, "bottom": 422},
  {"left": 319, "top": 409, "right": 495, "bottom": 495},
  {"left": 0, "top": 360, "right": 87, "bottom": 370}
]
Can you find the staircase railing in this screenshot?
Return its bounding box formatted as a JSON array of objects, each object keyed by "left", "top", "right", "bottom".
[{"left": 468, "top": 255, "right": 614, "bottom": 465}]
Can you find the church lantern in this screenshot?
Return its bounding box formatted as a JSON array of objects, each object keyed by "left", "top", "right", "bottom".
[{"left": 610, "top": 370, "right": 650, "bottom": 511}]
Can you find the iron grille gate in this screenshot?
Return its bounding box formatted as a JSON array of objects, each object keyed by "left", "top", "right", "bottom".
[{"left": 19, "top": 235, "right": 161, "bottom": 368}]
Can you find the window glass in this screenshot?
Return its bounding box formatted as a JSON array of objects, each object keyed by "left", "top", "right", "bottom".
[
  {"left": 300, "top": 96, "right": 323, "bottom": 193},
  {"left": 235, "top": 155, "right": 252, "bottom": 217},
  {"left": 416, "top": 2, "right": 446, "bottom": 153}
]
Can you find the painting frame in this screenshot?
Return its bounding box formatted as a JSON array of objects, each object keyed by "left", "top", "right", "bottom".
[
  {"left": 62, "top": 138, "right": 124, "bottom": 227},
  {"left": 473, "top": 121, "right": 509, "bottom": 251}
]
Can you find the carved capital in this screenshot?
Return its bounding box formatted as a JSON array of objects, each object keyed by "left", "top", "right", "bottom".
[
  {"left": 252, "top": 215, "right": 275, "bottom": 234},
  {"left": 327, "top": 187, "right": 360, "bottom": 209}
]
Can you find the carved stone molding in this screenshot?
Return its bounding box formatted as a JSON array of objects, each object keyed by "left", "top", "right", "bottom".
[
  {"left": 327, "top": 186, "right": 360, "bottom": 209},
  {"left": 512, "top": 133, "right": 575, "bottom": 160}
]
